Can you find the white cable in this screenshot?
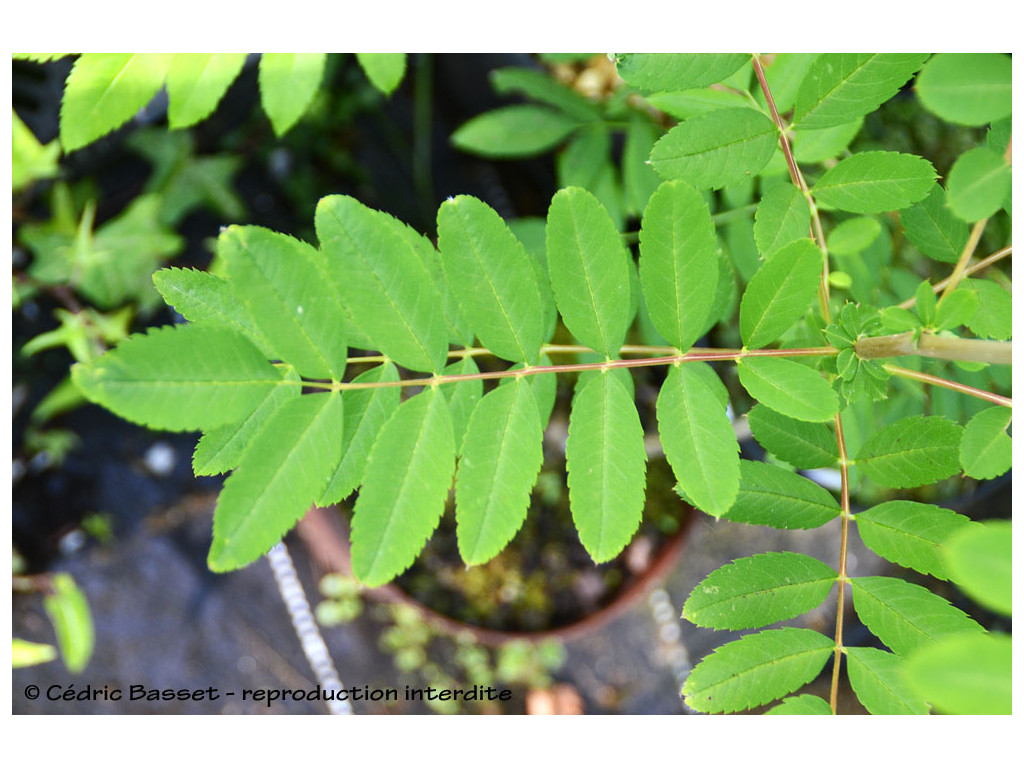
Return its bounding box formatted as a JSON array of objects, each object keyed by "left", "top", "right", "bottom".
[{"left": 266, "top": 541, "right": 352, "bottom": 715}]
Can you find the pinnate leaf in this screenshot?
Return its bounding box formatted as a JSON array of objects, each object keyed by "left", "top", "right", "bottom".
[
  {"left": 746, "top": 404, "right": 838, "bottom": 469},
  {"left": 850, "top": 576, "right": 984, "bottom": 657},
  {"left": 753, "top": 184, "right": 811, "bottom": 260},
  {"left": 738, "top": 356, "right": 838, "bottom": 423},
  {"left": 615, "top": 53, "right": 749, "bottom": 92},
  {"left": 961, "top": 406, "right": 1012, "bottom": 481},
  {"left": 451, "top": 105, "right": 580, "bottom": 158},
  {"left": 964, "top": 278, "right": 1011, "bottom": 340},
  {"left": 438, "top": 356, "right": 484, "bottom": 452},
  {"left": 566, "top": 371, "right": 647, "bottom": 562},
  {"left": 845, "top": 647, "right": 929, "bottom": 715},
  {"left": 456, "top": 379, "right": 544, "bottom": 565},
  {"left": 546, "top": 187, "right": 633, "bottom": 357},
  {"left": 650, "top": 108, "right": 777, "bottom": 189},
  {"left": 812, "top": 151, "right": 936, "bottom": 214},
  {"left": 722, "top": 460, "right": 840, "bottom": 530},
  {"left": 166, "top": 53, "right": 247, "bottom": 129},
  {"left": 898, "top": 185, "right": 968, "bottom": 264},
  {"left": 946, "top": 146, "right": 1011, "bottom": 222},
  {"left": 71, "top": 324, "right": 286, "bottom": 432},
  {"left": 765, "top": 694, "right": 832, "bottom": 715},
  {"left": 437, "top": 195, "right": 544, "bottom": 364},
  {"left": 856, "top": 415, "right": 963, "bottom": 488},
  {"left": 683, "top": 552, "right": 837, "bottom": 630},
  {"left": 739, "top": 238, "right": 822, "bottom": 349},
  {"left": 350, "top": 388, "right": 456, "bottom": 586},
  {"left": 638, "top": 180, "right": 718, "bottom": 352},
  {"left": 208, "top": 392, "right": 343, "bottom": 571},
  {"left": 903, "top": 633, "right": 1011, "bottom": 715},
  {"left": 682, "top": 628, "right": 833, "bottom": 713},
  {"left": 915, "top": 53, "right": 1012, "bottom": 126},
  {"left": 258, "top": 53, "right": 326, "bottom": 136},
  {"left": 657, "top": 363, "right": 739, "bottom": 517},
  {"left": 944, "top": 521, "right": 1011, "bottom": 616}
]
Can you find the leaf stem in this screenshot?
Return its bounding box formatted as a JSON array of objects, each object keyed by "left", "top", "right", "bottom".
[
  {"left": 884, "top": 364, "right": 1013, "bottom": 408},
  {"left": 940, "top": 218, "right": 989, "bottom": 301},
  {"left": 855, "top": 332, "right": 1011, "bottom": 365},
  {"left": 898, "top": 245, "right": 1012, "bottom": 310},
  {"left": 829, "top": 411, "right": 852, "bottom": 715}
]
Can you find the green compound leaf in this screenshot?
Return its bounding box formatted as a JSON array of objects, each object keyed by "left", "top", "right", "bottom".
[
  {"left": 71, "top": 324, "right": 286, "bottom": 432},
  {"left": 946, "top": 146, "right": 1012, "bottom": 222},
  {"left": 845, "top": 647, "right": 929, "bottom": 715},
  {"left": 903, "top": 633, "right": 1011, "bottom": 715},
  {"left": 964, "top": 278, "right": 1012, "bottom": 340},
  {"left": 722, "top": 460, "right": 840, "bottom": 529},
  {"left": 165, "top": 53, "right": 247, "bottom": 129},
  {"left": 315, "top": 194, "right": 447, "bottom": 373},
  {"left": 456, "top": 379, "right": 544, "bottom": 565},
  {"left": 738, "top": 356, "right": 838, "bottom": 423},
  {"left": 208, "top": 391, "right": 343, "bottom": 571},
  {"left": 316, "top": 363, "right": 401, "bottom": 506},
  {"left": 649, "top": 108, "right": 777, "bottom": 190},
  {"left": 898, "top": 185, "right": 969, "bottom": 264},
  {"left": 850, "top": 576, "right": 984, "bottom": 657},
  {"left": 638, "top": 180, "right": 719, "bottom": 352},
  {"left": 960, "top": 406, "right": 1012, "bottom": 481},
  {"left": 43, "top": 573, "right": 94, "bottom": 674},
  {"left": 490, "top": 67, "right": 602, "bottom": 122},
  {"left": 546, "top": 187, "right": 633, "bottom": 358},
  {"left": 351, "top": 388, "right": 456, "bottom": 587},
  {"left": 793, "top": 53, "right": 929, "bottom": 130},
  {"left": 152, "top": 267, "right": 271, "bottom": 356},
  {"left": 747, "top": 404, "right": 838, "bottom": 469},
  {"left": 753, "top": 184, "right": 811, "bottom": 260},
  {"left": 193, "top": 365, "right": 301, "bottom": 476},
  {"left": 739, "top": 238, "right": 823, "bottom": 349},
  {"left": 682, "top": 627, "right": 833, "bottom": 714},
  {"left": 60, "top": 53, "right": 171, "bottom": 152},
  {"left": 812, "top": 151, "right": 936, "bottom": 214},
  {"left": 258, "top": 53, "right": 327, "bottom": 136},
  {"left": 658, "top": 363, "right": 739, "bottom": 517},
  {"left": 437, "top": 195, "right": 544, "bottom": 364},
  {"left": 354, "top": 53, "right": 407, "bottom": 96},
  {"left": 219, "top": 225, "right": 346, "bottom": 381},
  {"left": 855, "top": 500, "right": 976, "bottom": 581},
  {"left": 765, "top": 694, "right": 832, "bottom": 715},
  {"left": 915, "top": 53, "right": 1012, "bottom": 126},
  {"left": 856, "top": 415, "right": 963, "bottom": 489},
  {"left": 682, "top": 551, "right": 837, "bottom": 631},
  {"left": 615, "top": 53, "right": 749, "bottom": 92},
  {"left": 451, "top": 105, "right": 581, "bottom": 159},
  {"left": 944, "top": 520, "right": 1011, "bottom": 616},
  {"left": 566, "top": 371, "right": 647, "bottom": 563}
]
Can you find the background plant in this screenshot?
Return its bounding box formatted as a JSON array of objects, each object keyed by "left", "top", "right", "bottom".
[{"left": 47, "top": 52, "right": 1011, "bottom": 714}]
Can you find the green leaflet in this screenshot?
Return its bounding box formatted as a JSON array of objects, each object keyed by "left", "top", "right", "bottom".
[
  {"left": 257, "top": 53, "right": 326, "bottom": 136},
  {"left": 754, "top": 53, "right": 819, "bottom": 115},
  {"left": 946, "top": 146, "right": 1012, "bottom": 222},
  {"left": 42, "top": 573, "right": 94, "bottom": 674},
  {"left": 738, "top": 357, "right": 838, "bottom": 423},
  {"left": 490, "top": 67, "right": 601, "bottom": 122},
  {"left": 615, "top": 53, "right": 749, "bottom": 92},
  {"left": 566, "top": 371, "right": 647, "bottom": 562},
  {"left": 71, "top": 324, "right": 286, "bottom": 432},
  {"left": 622, "top": 114, "right": 663, "bottom": 217},
  {"left": 856, "top": 415, "right": 963, "bottom": 488},
  {"left": 649, "top": 108, "right": 777, "bottom": 190},
  {"left": 845, "top": 647, "right": 929, "bottom": 715},
  {"left": 826, "top": 217, "right": 881, "bottom": 256},
  {"left": 898, "top": 185, "right": 969, "bottom": 264},
  {"left": 545, "top": 187, "right": 633, "bottom": 358},
  {"left": 753, "top": 184, "right": 811, "bottom": 260},
  {"left": 219, "top": 225, "right": 346, "bottom": 380},
  {"left": 682, "top": 627, "right": 833, "bottom": 714},
  {"left": 944, "top": 521, "right": 1011, "bottom": 616},
  {"left": 638, "top": 180, "right": 718, "bottom": 352},
  {"left": 315, "top": 195, "right": 447, "bottom": 373},
  {"left": 647, "top": 88, "right": 749, "bottom": 121},
  {"left": 903, "top": 633, "right": 1011, "bottom": 715},
  {"left": 793, "top": 53, "right": 929, "bottom": 130},
  {"left": 739, "top": 238, "right": 822, "bottom": 349},
  {"left": 682, "top": 551, "right": 837, "bottom": 631},
  {"left": 316, "top": 363, "right": 401, "bottom": 505},
  {"left": 165, "top": 53, "right": 247, "bottom": 129},
  {"left": 506, "top": 218, "right": 558, "bottom": 343},
  {"left": 964, "top": 278, "right": 1012, "bottom": 340},
  {"left": 854, "top": 500, "right": 976, "bottom": 581},
  {"left": 850, "top": 576, "right": 984, "bottom": 657},
  {"left": 354, "top": 53, "right": 406, "bottom": 96},
  {"left": 746, "top": 404, "right": 838, "bottom": 469},
  {"left": 960, "top": 406, "right": 1012, "bottom": 480},
  {"left": 437, "top": 196, "right": 544, "bottom": 364},
  {"left": 722, "top": 460, "right": 840, "bottom": 529},
  {"left": 407, "top": 220, "right": 474, "bottom": 349},
  {"left": 13, "top": 110, "right": 59, "bottom": 192},
  {"left": 193, "top": 365, "right": 302, "bottom": 476},
  {"left": 208, "top": 391, "right": 344, "bottom": 571},
  {"left": 152, "top": 267, "right": 271, "bottom": 356},
  {"left": 812, "top": 152, "right": 937, "bottom": 214},
  {"left": 915, "top": 53, "right": 1012, "bottom": 126},
  {"left": 456, "top": 379, "right": 544, "bottom": 565},
  {"left": 60, "top": 53, "right": 171, "bottom": 152},
  {"left": 792, "top": 118, "right": 863, "bottom": 164},
  {"left": 657, "top": 363, "right": 739, "bottom": 517},
  {"left": 451, "top": 105, "right": 581, "bottom": 158},
  {"left": 764, "top": 694, "right": 832, "bottom": 715},
  {"left": 350, "top": 388, "right": 456, "bottom": 586},
  {"left": 439, "top": 356, "right": 484, "bottom": 452}
]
